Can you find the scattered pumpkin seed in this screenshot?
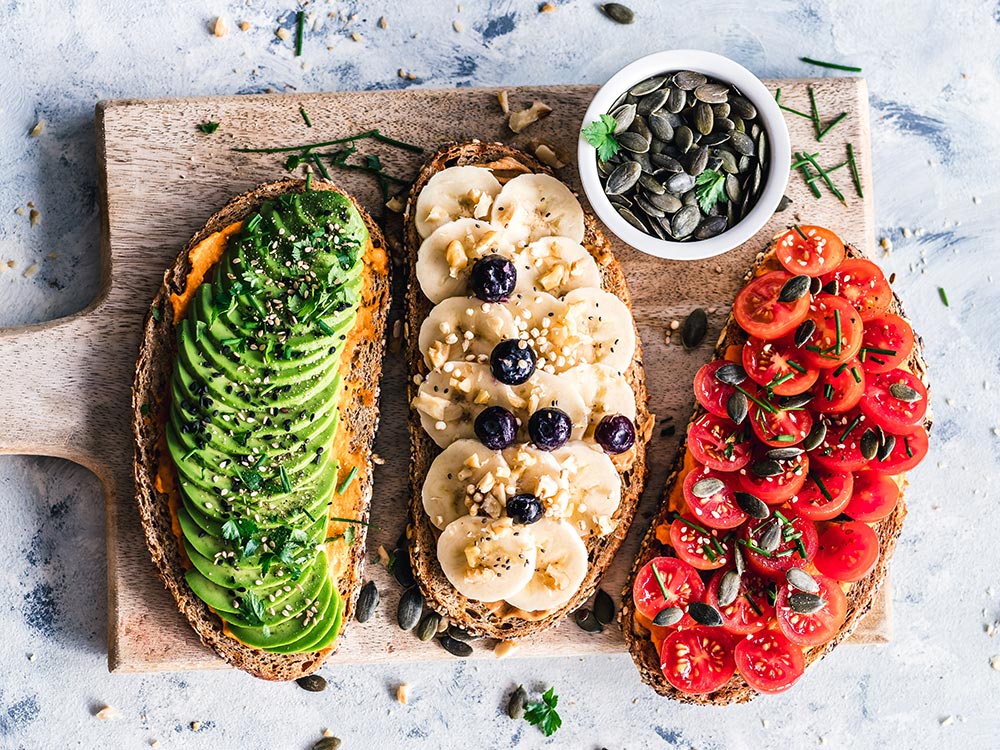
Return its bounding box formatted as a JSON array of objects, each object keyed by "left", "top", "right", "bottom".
[
  {"left": 692, "top": 477, "right": 725, "bottom": 498},
  {"left": 606, "top": 161, "right": 642, "bottom": 195},
  {"left": 681, "top": 307, "right": 708, "bottom": 348},
  {"left": 447, "top": 624, "right": 478, "bottom": 641},
  {"left": 688, "top": 601, "right": 723, "bottom": 626},
  {"left": 694, "top": 83, "right": 729, "bottom": 104},
  {"left": 735, "top": 491, "right": 770, "bottom": 519},
  {"left": 296, "top": 674, "right": 328, "bottom": 692},
  {"left": 860, "top": 428, "right": 879, "bottom": 460},
  {"left": 765, "top": 446, "right": 803, "bottom": 460},
  {"left": 751, "top": 458, "right": 783, "bottom": 478},
  {"left": 594, "top": 589, "right": 616, "bottom": 625},
  {"left": 574, "top": 607, "right": 603, "bottom": 633},
  {"left": 507, "top": 685, "right": 528, "bottom": 720},
  {"left": 889, "top": 383, "right": 921, "bottom": 402},
  {"left": 397, "top": 586, "right": 423, "bottom": 631},
  {"left": 417, "top": 611, "right": 441, "bottom": 641},
  {"left": 823, "top": 278, "right": 840, "bottom": 295},
  {"left": 786, "top": 568, "right": 820, "bottom": 594},
  {"left": 794, "top": 319, "right": 816, "bottom": 348},
  {"left": 672, "top": 205, "right": 701, "bottom": 238},
  {"left": 778, "top": 274, "right": 811, "bottom": 302},
  {"left": 673, "top": 70, "right": 707, "bottom": 90},
  {"left": 600, "top": 2, "right": 635, "bottom": 23},
  {"left": 715, "top": 363, "right": 747, "bottom": 385},
  {"left": 729, "top": 129, "right": 755, "bottom": 156},
  {"left": 727, "top": 390, "right": 748, "bottom": 425},
  {"left": 617, "top": 131, "right": 650, "bottom": 154},
  {"left": 653, "top": 606, "right": 684, "bottom": 627},
  {"left": 355, "top": 580, "right": 378, "bottom": 623},
  {"left": 734, "top": 546, "right": 746, "bottom": 575},
  {"left": 760, "top": 521, "right": 782, "bottom": 553},
  {"left": 780, "top": 392, "right": 813, "bottom": 409},
  {"left": 437, "top": 634, "right": 474, "bottom": 657},
  {"left": 628, "top": 76, "right": 664, "bottom": 96},
  {"left": 810, "top": 276, "right": 823, "bottom": 295},
  {"left": 392, "top": 552, "right": 416, "bottom": 588},
  {"left": 877, "top": 433, "right": 897, "bottom": 462},
  {"left": 313, "top": 738, "right": 342, "bottom": 750},
  {"left": 789, "top": 591, "right": 827, "bottom": 615},
  {"left": 611, "top": 103, "right": 637, "bottom": 133},
  {"left": 717, "top": 570, "right": 741, "bottom": 607},
  {"left": 802, "top": 421, "right": 827, "bottom": 452}
]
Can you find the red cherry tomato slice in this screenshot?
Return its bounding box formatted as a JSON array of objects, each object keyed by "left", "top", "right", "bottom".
[
  {"left": 860, "top": 313, "right": 914, "bottom": 374},
  {"left": 669, "top": 515, "right": 732, "bottom": 571},
  {"left": 775, "top": 225, "right": 847, "bottom": 277},
  {"left": 813, "top": 359, "right": 866, "bottom": 414},
  {"left": 741, "top": 513, "right": 818, "bottom": 575},
  {"left": 632, "top": 556, "right": 706, "bottom": 624},
  {"left": 742, "top": 336, "right": 819, "bottom": 396},
  {"left": 790, "top": 466, "right": 853, "bottom": 521},
  {"left": 821, "top": 258, "right": 892, "bottom": 321},
  {"left": 734, "top": 629, "right": 805, "bottom": 694},
  {"left": 707, "top": 567, "right": 775, "bottom": 635},
  {"left": 660, "top": 626, "right": 737, "bottom": 695},
  {"left": 734, "top": 271, "right": 811, "bottom": 340},
  {"left": 775, "top": 573, "right": 848, "bottom": 647},
  {"left": 749, "top": 400, "right": 814, "bottom": 448},
  {"left": 693, "top": 361, "right": 739, "bottom": 418},
  {"left": 845, "top": 470, "right": 901, "bottom": 522},
  {"left": 683, "top": 465, "right": 748, "bottom": 529},
  {"left": 739, "top": 449, "right": 809, "bottom": 505},
  {"left": 808, "top": 410, "right": 872, "bottom": 473},
  {"left": 814, "top": 521, "right": 880, "bottom": 582},
  {"left": 869, "top": 426, "right": 928, "bottom": 475},
  {"left": 860, "top": 369, "right": 928, "bottom": 434},
  {"left": 799, "top": 294, "right": 864, "bottom": 370},
  {"left": 688, "top": 413, "right": 752, "bottom": 473}
]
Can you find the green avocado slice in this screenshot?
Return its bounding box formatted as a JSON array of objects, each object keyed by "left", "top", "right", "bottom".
[{"left": 225, "top": 574, "right": 334, "bottom": 648}]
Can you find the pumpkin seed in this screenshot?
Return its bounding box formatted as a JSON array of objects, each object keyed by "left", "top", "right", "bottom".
[
  {"left": 393, "top": 551, "right": 416, "bottom": 588},
  {"left": 737, "top": 153, "right": 752, "bottom": 173},
  {"left": 727, "top": 390, "right": 748, "bottom": 425},
  {"left": 776, "top": 194, "right": 792, "bottom": 212},
  {"left": 802, "top": 421, "right": 828, "bottom": 452},
  {"left": 694, "top": 101, "right": 714, "bottom": 135},
  {"left": 673, "top": 70, "right": 707, "bottom": 90},
  {"left": 695, "top": 215, "right": 727, "bottom": 239},
  {"left": 725, "top": 172, "right": 742, "bottom": 203},
  {"left": 692, "top": 476, "right": 725, "bottom": 498},
  {"left": 789, "top": 591, "right": 827, "bottom": 615},
  {"left": 693, "top": 83, "right": 727, "bottom": 103},
  {"left": 628, "top": 75, "right": 664, "bottom": 96},
  {"left": 730, "top": 95, "right": 757, "bottom": 119},
  {"left": 653, "top": 606, "right": 684, "bottom": 627},
  {"left": 779, "top": 274, "right": 811, "bottom": 302},
  {"left": 860, "top": 428, "right": 880, "bottom": 460},
  {"left": 729, "top": 129, "right": 755, "bottom": 156},
  {"left": 617, "top": 206, "right": 648, "bottom": 231},
  {"left": 734, "top": 546, "right": 746, "bottom": 575},
  {"left": 638, "top": 173, "right": 665, "bottom": 195},
  {"left": 751, "top": 459, "right": 783, "bottom": 478},
  {"left": 672, "top": 206, "right": 701, "bottom": 240},
  {"left": 760, "top": 521, "right": 781, "bottom": 553},
  {"left": 437, "top": 634, "right": 473, "bottom": 657},
  {"left": 648, "top": 113, "right": 675, "bottom": 141},
  {"left": 757, "top": 133, "right": 768, "bottom": 168},
  {"left": 715, "top": 362, "right": 747, "bottom": 385},
  {"left": 608, "top": 194, "right": 632, "bottom": 208},
  {"left": 637, "top": 89, "right": 670, "bottom": 117},
  {"left": 674, "top": 124, "right": 694, "bottom": 153},
  {"left": 734, "top": 491, "right": 770, "bottom": 519},
  {"left": 447, "top": 624, "right": 478, "bottom": 641},
  {"left": 713, "top": 102, "right": 731, "bottom": 119},
  {"left": 682, "top": 189, "right": 698, "bottom": 208},
  {"left": 574, "top": 607, "right": 603, "bottom": 633},
  {"left": 823, "top": 279, "right": 840, "bottom": 295},
  {"left": 397, "top": 587, "right": 423, "bottom": 631},
  {"left": 313, "top": 738, "right": 342, "bottom": 750},
  {"left": 610, "top": 103, "right": 637, "bottom": 133},
  {"left": 417, "top": 611, "right": 441, "bottom": 641},
  {"left": 594, "top": 589, "right": 616, "bottom": 625},
  {"left": 296, "top": 674, "right": 328, "bottom": 692},
  {"left": 597, "top": 158, "right": 615, "bottom": 176},
  {"left": 666, "top": 172, "right": 695, "bottom": 195},
  {"left": 635, "top": 195, "right": 665, "bottom": 218},
  {"left": 681, "top": 306, "right": 708, "bottom": 348},
  {"left": 794, "top": 319, "right": 816, "bottom": 348},
  {"left": 687, "top": 145, "right": 709, "bottom": 176},
  {"left": 701, "top": 131, "right": 731, "bottom": 147},
  {"left": 617, "top": 131, "right": 650, "bottom": 154},
  {"left": 507, "top": 685, "right": 528, "bottom": 720},
  {"left": 780, "top": 392, "right": 814, "bottom": 409},
  {"left": 810, "top": 276, "right": 823, "bottom": 295},
  {"left": 665, "top": 87, "right": 687, "bottom": 114},
  {"left": 786, "top": 568, "right": 820, "bottom": 594},
  {"left": 355, "top": 580, "right": 379, "bottom": 623},
  {"left": 688, "top": 601, "right": 723, "bottom": 627},
  {"left": 717, "top": 570, "right": 741, "bottom": 607},
  {"left": 750, "top": 163, "right": 764, "bottom": 197},
  {"left": 646, "top": 191, "right": 682, "bottom": 213},
  {"left": 651, "top": 153, "right": 683, "bottom": 172},
  {"left": 889, "top": 383, "right": 921, "bottom": 402},
  {"left": 601, "top": 2, "right": 635, "bottom": 24},
  {"left": 766, "top": 446, "right": 803, "bottom": 461},
  {"left": 606, "top": 161, "right": 642, "bottom": 195}
]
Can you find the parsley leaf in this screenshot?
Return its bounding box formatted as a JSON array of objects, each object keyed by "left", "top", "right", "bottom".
[
  {"left": 580, "top": 114, "right": 620, "bottom": 163},
  {"left": 197, "top": 121, "right": 220, "bottom": 134},
  {"left": 150, "top": 304, "right": 162, "bottom": 322},
  {"left": 523, "top": 687, "right": 562, "bottom": 737},
  {"left": 694, "top": 169, "right": 728, "bottom": 214},
  {"left": 237, "top": 591, "right": 266, "bottom": 626}
]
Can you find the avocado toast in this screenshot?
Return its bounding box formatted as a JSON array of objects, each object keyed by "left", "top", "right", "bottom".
[{"left": 133, "top": 178, "right": 389, "bottom": 680}]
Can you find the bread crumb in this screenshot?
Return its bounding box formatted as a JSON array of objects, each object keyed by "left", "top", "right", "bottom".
[
  {"left": 494, "top": 640, "right": 519, "bottom": 658},
  {"left": 95, "top": 706, "right": 119, "bottom": 720},
  {"left": 351, "top": 31, "right": 363, "bottom": 42},
  {"left": 453, "top": 19, "right": 464, "bottom": 32},
  {"left": 14, "top": 207, "right": 24, "bottom": 216},
  {"left": 940, "top": 716, "right": 954, "bottom": 726},
  {"left": 322, "top": 728, "right": 335, "bottom": 737},
  {"left": 539, "top": 2, "right": 556, "bottom": 11},
  {"left": 991, "top": 655, "right": 1000, "bottom": 671},
  {"left": 880, "top": 237, "right": 893, "bottom": 254},
  {"left": 212, "top": 17, "right": 228, "bottom": 37},
  {"left": 150, "top": 741, "right": 160, "bottom": 748},
  {"left": 669, "top": 319, "right": 680, "bottom": 331},
  {"left": 398, "top": 68, "right": 407, "bottom": 78},
  {"left": 23, "top": 263, "right": 38, "bottom": 278},
  {"left": 276, "top": 27, "right": 291, "bottom": 41},
  {"left": 6, "top": 260, "right": 15, "bottom": 269},
  {"left": 190, "top": 721, "right": 201, "bottom": 731},
  {"left": 508, "top": 100, "right": 552, "bottom": 133},
  {"left": 497, "top": 90, "right": 510, "bottom": 115},
  {"left": 534, "top": 144, "right": 565, "bottom": 169},
  {"left": 239, "top": 20, "right": 250, "bottom": 31},
  {"left": 901, "top": 227, "right": 912, "bottom": 238},
  {"left": 29, "top": 208, "right": 40, "bottom": 226},
  {"left": 29, "top": 118, "right": 44, "bottom": 137},
  {"left": 27, "top": 653, "right": 36, "bottom": 661},
  {"left": 372, "top": 452, "right": 386, "bottom": 465},
  {"left": 377, "top": 544, "right": 390, "bottom": 566},
  {"left": 378, "top": 16, "right": 387, "bottom": 29},
  {"left": 973, "top": 196, "right": 982, "bottom": 205},
  {"left": 396, "top": 683, "right": 410, "bottom": 704}
]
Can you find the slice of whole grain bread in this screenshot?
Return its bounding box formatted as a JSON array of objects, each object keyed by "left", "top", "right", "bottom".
[
  {"left": 132, "top": 178, "right": 390, "bottom": 681},
  {"left": 403, "top": 142, "right": 653, "bottom": 639},
  {"left": 621, "top": 240, "right": 931, "bottom": 704}
]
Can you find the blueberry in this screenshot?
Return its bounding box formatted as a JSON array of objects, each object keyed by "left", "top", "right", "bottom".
[
  {"left": 474, "top": 406, "right": 518, "bottom": 450},
  {"left": 506, "top": 493, "right": 543, "bottom": 525},
  {"left": 490, "top": 339, "right": 536, "bottom": 385},
  {"left": 469, "top": 254, "right": 516, "bottom": 303},
  {"left": 594, "top": 414, "right": 636, "bottom": 454},
  {"left": 528, "top": 408, "right": 572, "bottom": 451}
]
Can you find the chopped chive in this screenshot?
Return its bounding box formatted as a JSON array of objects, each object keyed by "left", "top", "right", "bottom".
[
  {"left": 773, "top": 434, "right": 796, "bottom": 443},
  {"left": 869, "top": 355, "right": 886, "bottom": 366},
  {"left": 744, "top": 593, "right": 763, "bottom": 616},
  {"left": 834, "top": 362, "right": 849, "bottom": 377},
  {"left": 301, "top": 505, "right": 317, "bottom": 523},
  {"left": 938, "top": 287, "right": 950, "bottom": 307},
  {"left": 304, "top": 169, "right": 312, "bottom": 192},
  {"left": 790, "top": 153, "right": 821, "bottom": 170},
  {"left": 851, "top": 366, "right": 862, "bottom": 383},
  {"left": 817, "top": 112, "right": 848, "bottom": 141},
  {"left": 768, "top": 372, "right": 796, "bottom": 388},
  {"left": 702, "top": 544, "right": 718, "bottom": 562},
  {"left": 775, "top": 90, "right": 815, "bottom": 120},
  {"left": 858, "top": 349, "right": 867, "bottom": 363},
  {"left": 847, "top": 142, "right": 864, "bottom": 198},
  {"left": 737, "top": 538, "right": 772, "bottom": 558},
  {"left": 811, "top": 471, "right": 833, "bottom": 501},
  {"left": 839, "top": 414, "right": 862, "bottom": 443},
  {"left": 794, "top": 223, "right": 810, "bottom": 241},
  {"left": 246, "top": 294, "right": 266, "bottom": 319},
  {"left": 735, "top": 385, "right": 777, "bottom": 414},
  {"left": 806, "top": 160, "right": 849, "bottom": 183},
  {"left": 711, "top": 536, "right": 726, "bottom": 557},
  {"left": 824, "top": 384, "right": 835, "bottom": 401},
  {"left": 802, "top": 152, "right": 847, "bottom": 205},
  {"left": 327, "top": 516, "right": 371, "bottom": 525},
  {"left": 801, "top": 57, "right": 862, "bottom": 73},
  {"left": 336, "top": 466, "right": 359, "bottom": 494},
  {"left": 904, "top": 437, "right": 913, "bottom": 457},
  {"left": 862, "top": 346, "right": 898, "bottom": 356},
  {"left": 182, "top": 447, "right": 198, "bottom": 462},
  {"left": 316, "top": 319, "right": 335, "bottom": 336},
  {"left": 299, "top": 106, "right": 312, "bottom": 127},
  {"left": 806, "top": 344, "right": 824, "bottom": 354},
  {"left": 294, "top": 11, "right": 305, "bottom": 56},
  {"left": 651, "top": 561, "right": 670, "bottom": 599},
  {"left": 787, "top": 359, "right": 807, "bottom": 374},
  {"left": 279, "top": 465, "right": 292, "bottom": 494},
  {"left": 675, "top": 514, "right": 713, "bottom": 536},
  {"left": 773, "top": 509, "right": 790, "bottom": 525},
  {"left": 807, "top": 86, "right": 822, "bottom": 139},
  {"left": 794, "top": 538, "right": 808, "bottom": 559},
  {"left": 834, "top": 309, "right": 843, "bottom": 355},
  {"left": 310, "top": 154, "right": 332, "bottom": 181},
  {"left": 795, "top": 154, "right": 823, "bottom": 199},
  {"left": 775, "top": 549, "right": 794, "bottom": 558},
  {"left": 233, "top": 129, "right": 423, "bottom": 154}
]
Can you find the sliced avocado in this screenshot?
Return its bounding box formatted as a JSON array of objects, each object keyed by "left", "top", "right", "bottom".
[{"left": 226, "top": 575, "right": 334, "bottom": 648}]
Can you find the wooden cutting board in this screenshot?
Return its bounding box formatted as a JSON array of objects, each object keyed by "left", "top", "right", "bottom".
[{"left": 0, "top": 78, "right": 891, "bottom": 673}]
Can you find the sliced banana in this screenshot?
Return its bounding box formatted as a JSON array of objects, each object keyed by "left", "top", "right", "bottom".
[
  {"left": 423, "top": 440, "right": 512, "bottom": 530},
  {"left": 503, "top": 444, "right": 563, "bottom": 498},
  {"left": 415, "top": 218, "right": 514, "bottom": 303},
  {"left": 507, "top": 369, "right": 588, "bottom": 441},
  {"left": 512, "top": 237, "right": 602, "bottom": 296},
  {"left": 438, "top": 516, "right": 537, "bottom": 602},
  {"left": 549, "top": 443, "right": 622, "bottom": 537},
  {"left": 415, "top": 167, "right": 502, "bottom": 240},
  {"left": 563, "top": 364, "right": 637, "bottom": 434},
  {"left": 413, "top": 363, "right": 517, "bottom": 448},
  {"left": 419, "top": 298, "right": 519, "bottom": 370},
  {"left": 491, "top": 173, "right": 585, "bottom": 245},
  {"left": 503, "top": 519, "right": 589, "bottom": 612},
  {"left": 560, "top": 288, "right": 637, "bottom": 373}
]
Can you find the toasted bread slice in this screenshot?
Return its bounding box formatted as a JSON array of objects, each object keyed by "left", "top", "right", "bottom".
[
  {"left": 132, "top": 178, "right": 390, "bottom": 680},
  {"left": 621, "top": 240, "right": 931, "bottom": 704},
  {"left": 403, "top": 142, "right": 654, "bottom": 639}
]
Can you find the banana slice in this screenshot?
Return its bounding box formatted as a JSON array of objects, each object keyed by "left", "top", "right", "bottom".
[
  {"left": 512, "top": 237, "right": 602, "bottom": 296},
  {"left": 415, "top": 218, "right": 514, "bottom": 304},
  {"left": 507, "top": 369, "right": 588, "bottom": 441},
  {"left": 503, "top": 444, "right": 563, "bottom": 497},
  {"left": 491, "top": 173, "right": 585, "bottom": 245},
  {"left": 423, "top": 440, "right": 512, "bottom": 530},
  {"left": 415, "top": 167, "right": 502, "bottom": 240},
  {"left": 438, "top": 516, "right": 537, "bottom": 602},
  {"left": 413, "top": 363, "right": 517, "bottom": 448},
  {"left": 563, "top": 364, "right": 637, "bottom": 434},
  {"left": 419, "top": 298, "right": 519, "bottom": 370},
  {"left": 503, "top": 519, "right": 589, "bottom": 612},
  {"left": 549, "top": 443, "right": 622, "bottom": 537},
  {"left": 560, "top": 288, "right": 637, "bottom": 373}
]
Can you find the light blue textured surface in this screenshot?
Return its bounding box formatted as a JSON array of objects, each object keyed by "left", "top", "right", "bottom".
[{"left": 1, "top": 1, "right": 998, "bottom": 748}]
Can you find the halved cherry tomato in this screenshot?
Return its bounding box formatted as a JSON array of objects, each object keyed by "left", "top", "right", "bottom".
[
  {"left": 688, "top": 413, "right": 752, "bottom": 473},
  {"left": 739, "top": 448, "right": 809, "bottom": 505},
  {"left": 790, "top": 466, "right": 853, "bottom": 520},
  {"left": 734, "top": 629, "right": 805, "bottom": 694},
  {"left": 799, "top": 294, "right": 864, "bottom": 369},
  {"left": 775, "top": 225, "right": 846, "bottom": 277},
  {"left": 660, "top": 626, "right": 736, "bottom": 695},
  {"left": 821, "top": 258, "right": 892, "bottom": 321},
  {"left": 734, "top": 271, "right": 811, "bottom": 340},
  {"left": 775, "top": 573, "right": 847, "bottom": 647},
  {"left": 742, "top": 336, "right": 819, "bottom": 396},
  {"left": 670, "top": 515, "right": 732, "bottom": 570},
  {"left": 749, "top": 400, "right": 814, "bottom": 448},
  {"left": 707, "top": 566, "right": 775, "bottom": 635},
  {"left": 869, "top": 426, "right": 928, "bottom": 475},
  {"left": 741, "top": 513, "right": 818, "bottom": 575},
  {"left": 844, "top": 470, "right": 901, "bottom": 522},
  {"left": 814, "top": 521, "right": 880, "bottom": 582},
  {"left": 860, "top": 313, "right": 914, "bottom": 374},
  {"left": 860, "top": 369, "right": 928, "bottom": 434},
  {"left": 808, "top": 410, "right": 872, "bottom": 473},
  {"left": 683, "top": 465, "right": 748, "bottom": 529},
  {"left": 813, "top": 359, "right": 865, "bottom": 414},
  {"left": 694, "top": 361, "right": 739, "bottom": 418},
  {"left": 632, "top": 556, "right": 706, "bottom": 624}
]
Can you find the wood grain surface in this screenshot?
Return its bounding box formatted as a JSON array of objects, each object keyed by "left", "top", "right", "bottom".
[{"left": 0, "top": 78, "right": 890, "bottom": 673}]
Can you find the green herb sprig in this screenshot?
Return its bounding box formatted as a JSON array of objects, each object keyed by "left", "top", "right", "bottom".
[
  {"left": 693, "top": 169, "right": 728, "bottom": 213},
  {"left": 580, "top": 114, "right": 620, "bottom": 163},
  {"left": 800, "top": 57, "right": 862, "bottom": 73},
  {"left": 197, "top": 121, "right": 220, "bottom": 134},
  {"left": 523, "top": 687, "right": 562, "bottom": 737}
]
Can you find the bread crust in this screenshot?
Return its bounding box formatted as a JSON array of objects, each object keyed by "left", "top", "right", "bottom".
[
  {"left": 621, "top": 241, "right": 931, "bottom": 704},
  {"left": 403, "top": 142, "right": 653, "bottom": 639},
  {"left": 132, "top": 178, "right": 390, "bottom": 680}
]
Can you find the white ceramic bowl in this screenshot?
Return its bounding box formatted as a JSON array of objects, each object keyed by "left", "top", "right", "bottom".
[{"left": 578, "top": 50, "right": 790, "bottom": 261}]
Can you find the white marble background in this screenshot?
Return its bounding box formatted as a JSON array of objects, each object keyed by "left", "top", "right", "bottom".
[{"left": 1, "top": 1, "right": 998, "bottom": 748}]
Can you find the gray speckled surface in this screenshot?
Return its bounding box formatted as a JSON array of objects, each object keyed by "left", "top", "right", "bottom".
[{"left": 1, "top": 1, "right": 998, "bottom": 748}]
